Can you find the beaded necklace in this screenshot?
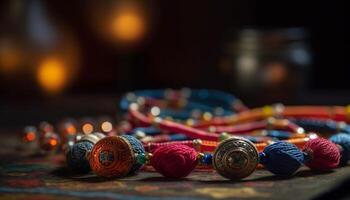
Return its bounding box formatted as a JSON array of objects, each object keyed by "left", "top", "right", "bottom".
[
  {"left": 84, "top": 134, "right": 343, "bottom": 180},
  {"left": 22, "top": 88, "right": 350, "bottom": 181}
]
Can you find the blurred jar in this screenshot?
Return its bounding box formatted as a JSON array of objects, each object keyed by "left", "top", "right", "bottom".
[{"left": 220, "top": 28, "right": 312, "bottom": 104}]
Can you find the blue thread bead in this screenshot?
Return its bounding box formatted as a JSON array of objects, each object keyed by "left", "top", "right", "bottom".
[
  {"left": 329, "top": 133, "right": 350, "bottom": 165},
  {"left": 267, "top": 131, "right": 292, "bottom": 140},
  {"left": 342, "top": 127, "right": 350, "bottom": 134},
  {"left": 169, "top": 134, "right": 188, "bottom": 141},
  {"left": 132, "top": 127, "right": 161, "bottom": 136},
  {"left": 201, "top": 153, "right": 213, "bottom": 165},
  {"left": 119, "top": 89, "right": 238, "bottom": 116},
  {"left": 292, "top": 118, "right": 338, "bottom": 133},
  {"left": 121, "top": 135, "right": 146, "bottom": 174},
  {"left": 259, "top": 141, "right": 305, "bottom": 176},
  {"left": 66, "top": 140, "right": 94, "bottom": 173}
]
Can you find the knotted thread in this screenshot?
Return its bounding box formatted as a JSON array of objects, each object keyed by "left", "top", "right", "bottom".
[
  {"left": 66, "top": 141, "right": 94, "bottom": 173},
  {"left": 329, "top": 133, "right": 350, "bottom": 166},
  {"left": 150, "top": 144, "right": 198, "bottom": 178},
  {"left": 303, "top": 137, "right": 340, "bottom": 171},
  {"left": 121, "top": 135, "right": 146, "bottom": 174},
  {"left": 259, "top": 141, "right": 305, "bottom": 176}
]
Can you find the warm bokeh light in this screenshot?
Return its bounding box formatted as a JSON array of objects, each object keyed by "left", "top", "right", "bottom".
[
  {"left": 39, "top": 122, "right": 54, "bottom": 133},
  {"left": 0, "top": 41, "right": 22, "bottom": 73},
  {"left": 25, "top": 132, "right": 36, "bottom": 142},
  {"left": 49, "top": 139, "right": 58, "bottom": 146},
  {"left": 202, "top": 112, "right": 213, "bottom": 121},
  {"left": 82, "top": 123, "right": 94, "bottom": 134},
  {"left": 66, "top": 125, "right": 77, "bottom": 135},
  {"left": 101, "top": 121, "right": 113, "bottom": 133},
  {"left": 88, "top": 1, "right": 150, "bottom": 45},
  {"left": 150, "top": 106, "right": 160, "bottom": 116},
  {"left": 263, "top": 62, "right": 287, "bottom": 85},
  {"left": 111, "top": 8, "right": 145, "bottom": 42},
  {"left": 37, "top": 57, "right": 68, "bottom": 94}
]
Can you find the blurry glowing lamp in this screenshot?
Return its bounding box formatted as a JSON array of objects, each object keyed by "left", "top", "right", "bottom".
[
  {"left": 37, "top": 57, "right": 68, "bottom": 94},
  {"left": 111, "top": 8, "right": 145, "bottom": 42}
]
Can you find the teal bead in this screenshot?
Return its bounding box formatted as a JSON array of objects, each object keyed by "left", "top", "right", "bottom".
[
  {"left": 120, "top": 135, "right": 145, "bottom": 174},
  {"left": 136, "top": 153, "right": 147, "bottom": 165}
]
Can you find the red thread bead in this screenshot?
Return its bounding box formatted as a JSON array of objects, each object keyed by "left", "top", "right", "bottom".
[
  {"left": 150, "top": 144, "right": 198, "bottom": 178},
  {"left": 303, "top": 138, "right": 340, "bottom": 171}
]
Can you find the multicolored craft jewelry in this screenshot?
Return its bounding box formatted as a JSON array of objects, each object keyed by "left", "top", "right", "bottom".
[
  {"left": 21, "top": 88, "right": 350, "bottom": 181},
  {"left": 144, "top": 135, "right": 345, "bottom": 179}
]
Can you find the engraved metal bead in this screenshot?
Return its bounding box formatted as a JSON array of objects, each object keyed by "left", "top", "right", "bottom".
[{"left": 213, "top": 137, "right": 259, "bottom": 180}]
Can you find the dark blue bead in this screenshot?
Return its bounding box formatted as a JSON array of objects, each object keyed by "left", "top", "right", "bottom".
[
  {"left": 119, "top": 89, "right": 239, "bottom": 117},
  {"left": 259, "top": 141, "right": 305, "bottom": 176},
  {"left": 329, "top": 133, "right": 350, "bottom": 165},
  {"left": 202, "top": 153, "right": 213, "bottom": 165},
  {"left": 169, "top": 134, "right": 188, "bottom": 141},
  {"left": 340, "top": 126, "right": 350, "bottom": 134},
  {"left": 66, "top": 141, "right": 94, "bottom": 173},
  {"left": 267, "top": 131, "right": 292, "bottom": 140}
]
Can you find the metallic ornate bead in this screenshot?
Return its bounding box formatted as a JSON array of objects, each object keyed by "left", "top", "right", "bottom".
[
  {"left": 92, "top": 132, "right": 106, "bottom": 140},
  {"left": 192, "top": 139, "right": 202, "bottom": 151},
  {"left": 219, "top": 132, "right": 230, "bottom": 142},
  {"left": 80, "top": 134, "right": 100, "bottom": 144},
  {"left": 134, "top": 130, "right": 146, "bottom": 139},
  {"left": 213, "top": 137, "right": 259, "bottom": 180},
  {"left": 89, "top": 136, "right": 136, "bottom": 177}
]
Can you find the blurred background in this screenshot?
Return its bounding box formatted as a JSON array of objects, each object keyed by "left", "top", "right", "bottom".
[{"left": 0, "top": 0, "right": 349, "bottom": 128}]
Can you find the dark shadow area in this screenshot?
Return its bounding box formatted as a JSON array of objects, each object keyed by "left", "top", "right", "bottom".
[
  {"left": 314, "top": 175, "right": 350, "bottom": 200},
  {"left": 138, "top": 176, "right": 190, "bottom": 182}
]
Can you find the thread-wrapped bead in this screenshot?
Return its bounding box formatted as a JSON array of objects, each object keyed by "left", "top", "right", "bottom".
[
  {"left": 150, "top": 144, "right": 198, "bottom": 178},
  {"left": 66, "top": 140, "right": 94, "bottom": 173},
  {"left": 303, "top": 138, "right": 340, "bottom": 171},
  {"left": 259, "top": 141, "right": 304, "bottom": 176},
  {"left": 329, "top": 133, "right": 350, "bottom": 166}
]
